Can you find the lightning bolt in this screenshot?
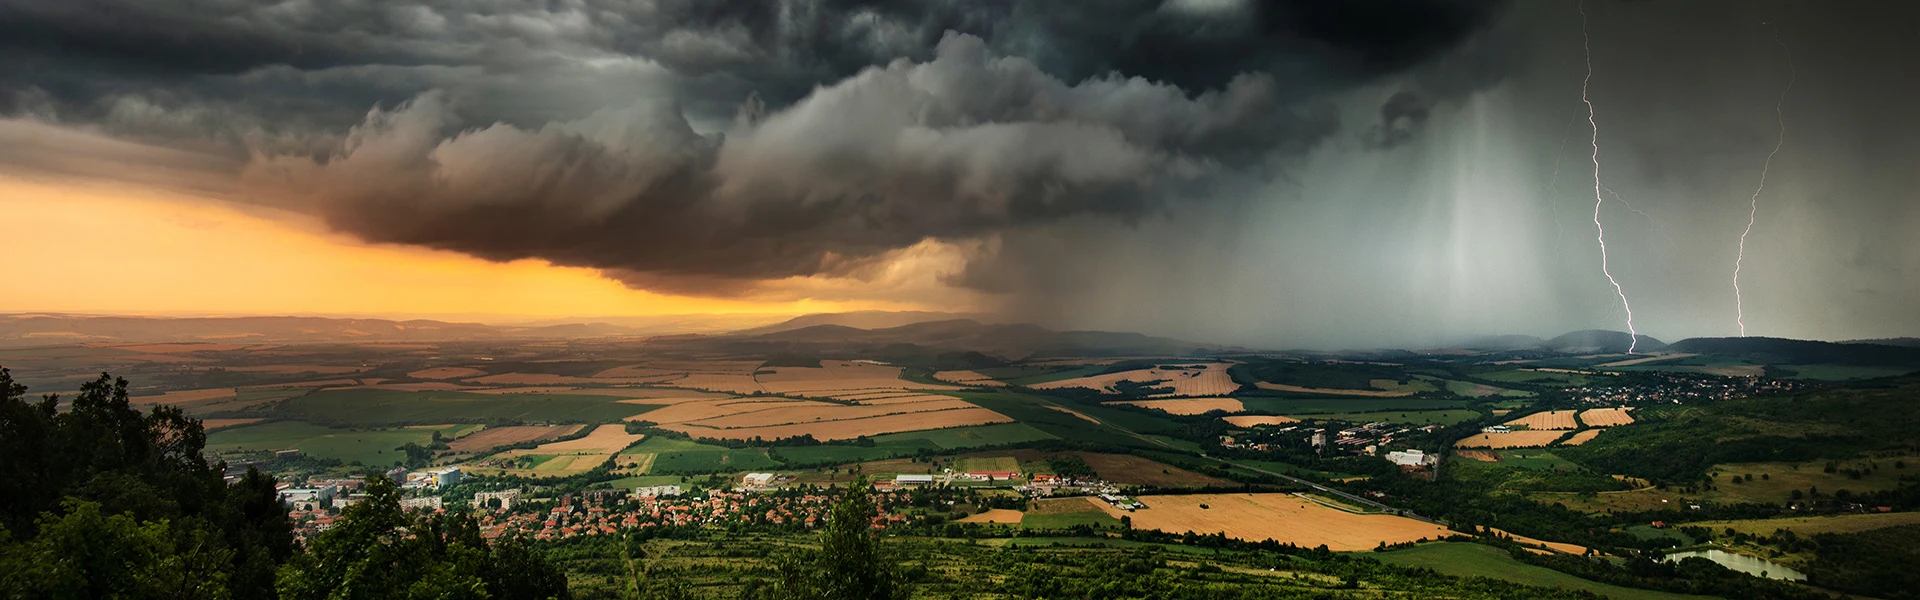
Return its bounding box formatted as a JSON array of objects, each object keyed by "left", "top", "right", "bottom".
[
  {"left": 1579, "top": 0, "right": 1638, "bottom": 354},
  {"left": 1734, "top": 27, "right": 1795, "bottom": 337}
]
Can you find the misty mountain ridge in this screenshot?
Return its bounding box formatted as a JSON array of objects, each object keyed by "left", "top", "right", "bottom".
[
  {"left": 1543, "top": 330, "right": 1669, "bottom": 354},
  {"left": 0, "top": 313, "right": 647, "bottom": 347},
  {"left": 731, "top": 310, "right": 991, "bottom": 335},
  {"left": 658, "top": 318, "right": 1219, "bottom": 361},
  {"left": 1666, "top": 336, "right": 1920, "bottom": 366}
]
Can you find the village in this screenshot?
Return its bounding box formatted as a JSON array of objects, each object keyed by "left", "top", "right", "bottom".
[{"left": 275, "top": 464, "right": 1142, "bottom": 543}]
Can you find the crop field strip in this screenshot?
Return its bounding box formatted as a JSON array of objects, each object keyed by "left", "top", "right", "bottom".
[
  {"left": 682, "top": 398, "right": 980, "bottom": 429},
  {"left": 1557, "top": 429, "right": 1603, "bottom": 446},
  {"left": 1454, "top": 430, "right": 1570, "bottom": 449},
  {"left": 1032, "top": 362, "right": 1238, "bottom": 397},
  {"left": 1113, "top": 397, "right": 1243, "bottom": 415},
  {"left": 1097, "top": 493, "right": 1451, "bottom": 551},
  {"left": 1577, "top": 407, "right": 1635, "bottom": 427},
  {"left": 1504, "top": 410, "right": 1580, "bottom": 430},
  {"left": 663, "top": 407, "right": 1014, "bottom": 441},
  {"left": 1221, "top": 415, "right": 1298, "bottom": 427},
  {"left": 444, "top": 424, "right": 583, "bottom": 452},
  {"left": 932, "top": 370, "right": 1008, "bottom": 386}
]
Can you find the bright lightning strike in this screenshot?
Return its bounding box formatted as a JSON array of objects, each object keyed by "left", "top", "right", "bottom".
[
  {"left": 1579, "top": 0, "right": 1639, "bottom": 354},
  {"left": 1734, "top": 28, "right": 1796, "bottom": 337}
]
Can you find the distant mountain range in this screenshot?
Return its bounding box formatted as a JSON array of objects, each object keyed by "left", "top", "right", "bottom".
[
  {"left": 656, "top": 318, "right": 1221, "bottom": 361},
  {"left": 0, "top": 313, "right": 651, "bottom": 347},
  {"left": 731, "top": 310, "right": 991, "bottom": 335},
  {"left": 1667, "top": 336, "right": 1920, "bottom": 366}
]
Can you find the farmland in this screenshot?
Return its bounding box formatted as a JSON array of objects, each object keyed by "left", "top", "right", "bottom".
[
  {"left": 1020, "top": 497, "right": 1121, "bottom": 529},
  {"left": 1221, "top": 415, "right": 1299, "bottom": 427},
  {"left": 1098, "top": 493, "right": 1451, "bottom": 551},
  {"left": 1505, "top": 410, "right": 1580, "bottom": 430},
  {"left": 1113, "top": 397, "right": 1243, "bottom": 415},
  {"left": 1301, "top": 409, "right": 1480, "bottom": 425},
  {"left": 1683, "top": 512, "right": 1920, "bottom": 536},
  {"left": 258, "top": 388, "right": 661, "bottom": 425},
  {"left": 616, "top": 437, "right": 780, "bottom": 474},
  {"left": 1578, "top": 407, "right": 1636, "bottom": 427},
  {"left": 1454, "top": 430, "right": 1569, "bottom": 449},
  {"left": 206, "top": 421, "right": 482, "bottom": 466},
  {"left": 1236, "top": 396, "right": 1467, "bottom": 414},
  {"left": 1033, "top": 362, "right": 1238, "bottom": 397},
  {"left": 1557, "top": 429, "right": 1603, "bottom": 445},
  {"left": 443, "top": 424, "right": 583, "bottom": 452},
  {"left": 1373, "top": 543, "right": 1710, "bottom": 600}
]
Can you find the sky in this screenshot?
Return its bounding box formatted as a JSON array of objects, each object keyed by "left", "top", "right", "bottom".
[{"left": 1, "top": 0, "right": 1916, "bottom": 347}]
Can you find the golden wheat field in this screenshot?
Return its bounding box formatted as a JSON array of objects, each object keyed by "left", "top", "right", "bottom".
[
  {"left": 1577, "top": 407, "right": 1635, "bottom": 427},
  {"left": 1557, "top": 430, "right": 1603, "bottom": 446},
  {"left": 1115, "top": 397, "right": 1244, "bottom": 415},
  {"left": 1094, "top": 494, "right": 1451, "bottom": 551},
  {"left": 1251, "top": 382, "right": 1411, "bottom": 397},
  {"left": 1504, "top": 410, "right": 1579, "bottom": 430},
  {"left": 933, "top": 370, "right": 1008, "bottom": 386},
  {"left": 628, "top": 399, "right": 827, "bottom": 424},
  {"left": 529, "top": 424, "right": 644, "bottom": 454},
  {"left": 407, "top": 367, "right": 487, "bottom": 379},
  {"left": 663, "top": 408, "right": 1011, "bottom": 441},
  {"left": 1221, "top": 415, "right": 1299, "bottom": 427},
  {"left": 1453, "top": 430, "right": 1568, "bottom": 449},
  {"left": 686, "top": 398, "right": 978, "bottom": 429},
  {"left": 957, "top": 509, "right": 1024, "bottom": 524},
  {"left": 755, "top": 360, "right": 963, "bottom": 396},
  {"left": 1034, "top": 362, "right": 1237, "bottom": 397},
  {"left": 445, "top": 425, "right": 584, "bottom": 453},
  {"left": 659, "top": 373, "right": 766, "bottom": 394}
]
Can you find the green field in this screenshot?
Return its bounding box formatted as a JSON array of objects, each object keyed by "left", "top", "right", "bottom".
[
  {"left": 599, "top": 474, "right": 686, "bottom": 489},
  {"left": 953, "top": 456, "right": 1020, "bottom": 472},
  {"left": 1491, "top": 449, "right": 1584, "bottom": 471},
  {"left": 1373, "top": 543, "right": 1713, "bottom": 600},
  {"left": 259, "top": 388, "right": 660, "bottom": 425},
  {"left": 1774, "top": 364, "right": 1915, "bottom": 381},
  {"left": 206, "top": 421, "right": 482, "bottom": 466},
  {"left": 621, "top": 437, "right": 780, "bottom": 474},
  {"left": 872, "top": 422, "right": 1057, "bottom": 448},
  {"left": 1702, "top": 456, "right": 1918, "bottom": 505},
  {"left": 766, "top": 422, "right": 1056, "bottom": 466},
  {"left": 1303, "top": 409, "right": 1479, "bottom": 425},
  {"left": 1021, "top": 499, "right": 1121, "bottom": 530},
  {"left": 1237, "top": 397, "right": 1466, "bottom": 415},
  {"left": 1683, "top": 512, "right": 1920, "bottom": 537},
  {"left": 1445, "top": 379, "right": 1534, "bottom": 398},
  {"left": 772, "top": 444, "right": 932, "bottom": 465},
  {"left": 1478, "top": 369, "right": 1592, "bottom": 387},
  {"left": 948, "top": 390, "right": 1164, "bottom": 445}
]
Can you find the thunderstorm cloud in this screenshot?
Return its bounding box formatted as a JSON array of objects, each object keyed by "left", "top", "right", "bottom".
[{"left": 3, "top": 0, "right": 1918, "bottom": 345}]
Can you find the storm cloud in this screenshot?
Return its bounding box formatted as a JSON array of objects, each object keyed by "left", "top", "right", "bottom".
[
  {"left": 8, "top": 0, "right": 1914, "bottom": 345},
  {"left": 3, "top": 0, "right": 1504, "bottom": 296}
]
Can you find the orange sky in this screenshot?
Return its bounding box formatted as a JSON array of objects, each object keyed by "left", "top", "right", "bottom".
[{"left": 0, "top": 176, "right": 920, "bottom": 319}]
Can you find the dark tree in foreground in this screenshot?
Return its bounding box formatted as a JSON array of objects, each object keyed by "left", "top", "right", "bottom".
[
  {"left": 760, "top": 477, "right": 909, "bottom": 600},
  {"left": 276, "top": 476, "right": 570, "bottom": 600},
  {"left": 0, "top": 368, "right": 294, "bottom": 600}
]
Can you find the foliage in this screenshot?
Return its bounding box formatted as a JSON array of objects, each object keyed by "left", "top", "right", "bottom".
[
  {"left": 755, "top": 477, "right": 909, "bottom": 600},
  {"left": 0, "top": 367, "right": 292, "bottom": 600},
  {"left": 1805, "top": 524, "right": 1920, "bottom": 599},
  {"left": 276, "top": 476, "right": 570, "bottom": 600}
]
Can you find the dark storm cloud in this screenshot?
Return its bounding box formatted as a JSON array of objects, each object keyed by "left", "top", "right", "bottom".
[
  {"left": 1, "top": 0, "right": 1505, "bottom": 295},
  {"left": 1366, "top": 90, "right": 1435, "bottom": 148}
]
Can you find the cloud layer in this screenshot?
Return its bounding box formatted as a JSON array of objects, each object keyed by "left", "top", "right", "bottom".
[{"left": 3, "top": 0, "right": 1501, "bottom": 297}]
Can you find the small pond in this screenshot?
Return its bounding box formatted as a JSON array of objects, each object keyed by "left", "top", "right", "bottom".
[{"left": 1664, "top": 548, "right": 1807, "bottom": 581}]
